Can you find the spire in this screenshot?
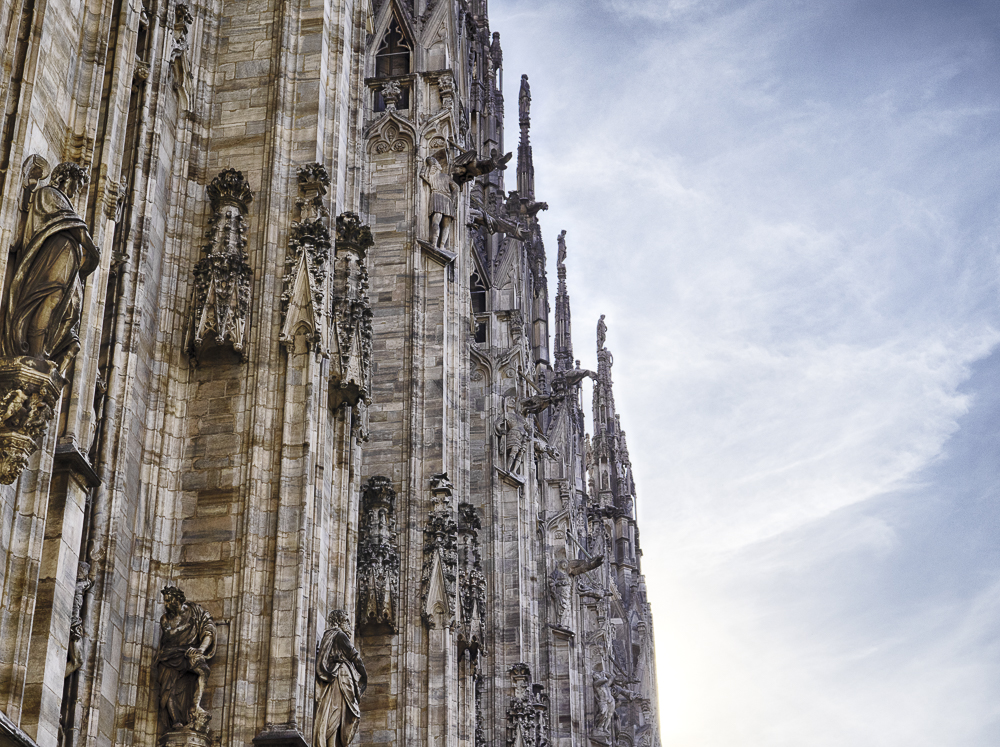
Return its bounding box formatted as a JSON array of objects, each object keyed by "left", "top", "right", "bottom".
[
  {"left": 591, "top": 316, "right": 635, "bottom": 515},
  {"left": 517, "top": 74, "right": 535, "bottom": 200},
  {"left": 553, "top": 230, "right": 573, "bottom": 371}
]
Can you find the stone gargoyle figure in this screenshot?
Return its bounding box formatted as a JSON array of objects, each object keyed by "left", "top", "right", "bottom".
[
  {"left": 2, "top": 161, "right": 99, "bottom": 373},
  {"left": 315, "top": 610, "right": 368, "bottom": 747},
  {"left": 450, "top": 147, "right": 512, "bottom": 186},
  {"left": 155, "top": 586, "right": 216, "bottom": 733},
  {"left": 421, "top": 151, "right": 458, "bottom": 249}
]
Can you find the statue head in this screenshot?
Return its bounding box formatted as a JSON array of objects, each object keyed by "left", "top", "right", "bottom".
[
  {"left": 77, "top": 561, "right": 91, "bottom": 581},
  {"left": 161, "top": 585, "right": 186, "bottom": 613},
  {"left": 327, "top": 609, "right": 351, "bottom": 632},
  {"left": 50, "top": 162, "right": 90, "bottom": 199}
]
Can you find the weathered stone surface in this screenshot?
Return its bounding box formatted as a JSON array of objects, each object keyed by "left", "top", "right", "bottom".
[{"left": 0, "top": 3, "right": 662, "bottom": 747}]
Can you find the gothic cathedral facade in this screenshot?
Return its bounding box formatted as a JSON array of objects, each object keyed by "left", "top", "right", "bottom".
[{"left": 0, "top": 1, "right": 661, "bottom": 747}]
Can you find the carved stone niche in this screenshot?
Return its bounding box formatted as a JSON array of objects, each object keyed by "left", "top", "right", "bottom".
[
  {"left": 281, "top": 164, "right": 331, "bottom": 353},
  {"left": 189, "top": 169, "right": 253, "bottom": 360},
  {"left": 329, "top": 213, "right": 374, "bottom": 411},
  {"left": 356, "top": 476, "right": 399, "bottom": 633},
  {"left": 421, "top": 473, "right": 458, "bottom": 628},
  {"left": 0, "top": 156, "right": 99, "bottom": 483},
  {"left": 506, "top": 664, "right": 548, "bottom": 747},
  {"left": 457, "top": 501, "right": 486, "bottom": 661}
]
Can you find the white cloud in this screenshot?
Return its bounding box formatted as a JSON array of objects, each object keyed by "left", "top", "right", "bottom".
[{"left": 495, "top": 0, "right": 1000, "bottom": 743}]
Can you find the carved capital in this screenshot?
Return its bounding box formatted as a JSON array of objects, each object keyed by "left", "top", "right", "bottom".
[
  {"left": 207, "top": 168, "right": 253, "bottom": 215},
  {"left": 0, "top": 358, "right": 64, "bottom": 484},
  {"left": 295, "top": 163, "right": 330, "bottom": 222},
  {"left": 335, "top": 212, "right": 374, "bottom": 256}
]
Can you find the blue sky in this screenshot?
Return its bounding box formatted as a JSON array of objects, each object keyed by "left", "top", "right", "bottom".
[{"left": 490, "top": 0, "right": 1000, "bottom": 743}]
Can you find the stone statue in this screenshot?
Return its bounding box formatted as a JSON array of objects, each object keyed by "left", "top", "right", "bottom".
[
  {"left": 549, "top": 561, "right": 571, "bottom": 628},
  {"left": 421, "top": 152, "right": 457, "bottom": 249},
  {"left": 2, "top": 161, "right": 99, "bottom": 371},
  {"left": 495, "top": 395, "right": 528, "bottom": 475},
  {"left": 155, "top": 586, "right": 216, "bottom": 733},
  {"left": 66, "top": 549, "right": 102, "bottom": 676},
  {"left": 592, "top": 670, "right": 615, "bottom": 736},
  {"left": 597, "top": 315, "right": 607, "bottom": 350},
  {"left": 314, "top": 610, "right": 367, "bottom": 747}
]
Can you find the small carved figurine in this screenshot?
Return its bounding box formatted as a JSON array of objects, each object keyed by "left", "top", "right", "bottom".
[
  {"left": 314, "top": 610, "right": 367, "bottom": 747},
  {"left": 3, "top": 162, "right": 99, "bottom": 371},
  {"left": 155, "top": 586, "right": 216, "bottom": 733}
]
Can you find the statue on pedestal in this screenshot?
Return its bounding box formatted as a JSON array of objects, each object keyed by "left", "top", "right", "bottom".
[
  {"left": 421, "top": 152, "right": 457, "bottom": 249},
  {"left": 2, "top": 161, "right": 99, "bottom": 368},
  {"left": 155, "top": 586, "right": 216, "bottom": 734},
  {"left": 314, "top": 610, "right": 367, "bottom": 747}
]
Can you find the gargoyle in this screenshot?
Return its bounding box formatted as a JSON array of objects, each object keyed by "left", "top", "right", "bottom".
[
  {"left": 504, "top": 190, "right": 548, "bottom": 219},
  {"left": 451, "top": 148, "right": 512, "bottom": 186},
  {"left": 567, "top": 555, "right": 604, "bottom": 576}
]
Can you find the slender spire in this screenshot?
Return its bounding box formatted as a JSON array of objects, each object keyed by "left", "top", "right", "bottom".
[
  {"left": 553, "top": 230, "right": 573, "bottom": 371},
  {"left": 517, "top": 74, "right": 534, "bottom": 199},
  {"left": 591, "top": 316, "right": 635, "bottom": 515}
]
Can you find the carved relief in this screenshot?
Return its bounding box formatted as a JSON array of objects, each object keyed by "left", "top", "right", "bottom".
[
  {"left": 356, "top": 477, "right": 399, "bottom": 632},
  {"left": 0, "top": 157, "right": 99, "bottom": 483},
  {"left": 190, "top": 169, "right": 253, "bottom": 358},
  {"left": 281, "top": 164, "right": 331, "bottom": 351},
  {"left": 329, "top": 213, "right": 374, "bottom": 411},
  {"left": 369, "top": 121, "right": 410, "bottom": 154},
  {"left": 155, "top": 586, "right": 217, "bottom": 734}
]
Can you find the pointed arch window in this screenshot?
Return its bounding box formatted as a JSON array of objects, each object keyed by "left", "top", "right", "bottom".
[{"left": 374, "top": 18, "right": 411, "bottom": 111}]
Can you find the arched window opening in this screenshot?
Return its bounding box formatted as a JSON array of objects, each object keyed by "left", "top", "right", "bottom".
[
  {"left": 470, "top": 271, "right": 487, "bottom": 314},
  {"left": 374, "top": 18, "right": 411, "bottom": 111}
]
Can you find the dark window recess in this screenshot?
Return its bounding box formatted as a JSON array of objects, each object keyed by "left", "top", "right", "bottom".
[
  {"left": 374, "top": 19, "right": 411, "bottom": 112},
  {"left": 470, "top": 272, "right": 487, "bottom": 314},
  {"left": 474, "top": 320, "right": 487, "bottom": 344}
]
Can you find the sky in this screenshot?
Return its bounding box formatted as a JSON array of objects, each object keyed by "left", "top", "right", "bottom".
[{"left": 489, "top": 0, "right": 1000, "bottom": 744}]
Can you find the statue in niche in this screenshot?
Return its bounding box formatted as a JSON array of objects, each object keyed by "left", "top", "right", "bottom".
[
  {"left": 495, "top": 395, "right": 528, "bottom": 475},
  {"left": 421, "top": 151, "right": 457, "bottom": 249},
  {"left": 314, "top": 610, "right": 367, "bottom": 747},
  {"left": 155, "top": 586, "right": 216, "bottom": 733},
  {"left": 2, "top": 161, "right": 99, "bottom": 372},
  {"left": 65, "top": 548, "right": 102, "bottom": 676},
  {"left": 549, "top": 561, "right": 571, "bottom": 628},
  {"left": 592, "top": 670, "right": 615, "bottom": 736}
]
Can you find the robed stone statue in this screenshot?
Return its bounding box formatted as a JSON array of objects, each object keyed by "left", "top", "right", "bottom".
[
  {"left": 2, "top": 161, "right": 99, "bottom": 370},
  {"left": 314, "top": 610, "right": 367, "bottom": 747},
  {"left": 155, "top": 586, "right": 217, "bottom": 733}
]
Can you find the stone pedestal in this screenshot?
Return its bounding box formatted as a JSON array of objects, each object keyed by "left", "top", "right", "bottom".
[
  {"left": 159, "top": 729, "right": 211, "bottom": 747},
  {"left": 0, "top": 356, "right": 64, "bottom": 483}
]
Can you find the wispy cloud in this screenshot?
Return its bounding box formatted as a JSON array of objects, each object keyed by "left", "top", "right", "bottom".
[{"left": 495, "top": 0, "right": 1000, "bottom": 743}]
